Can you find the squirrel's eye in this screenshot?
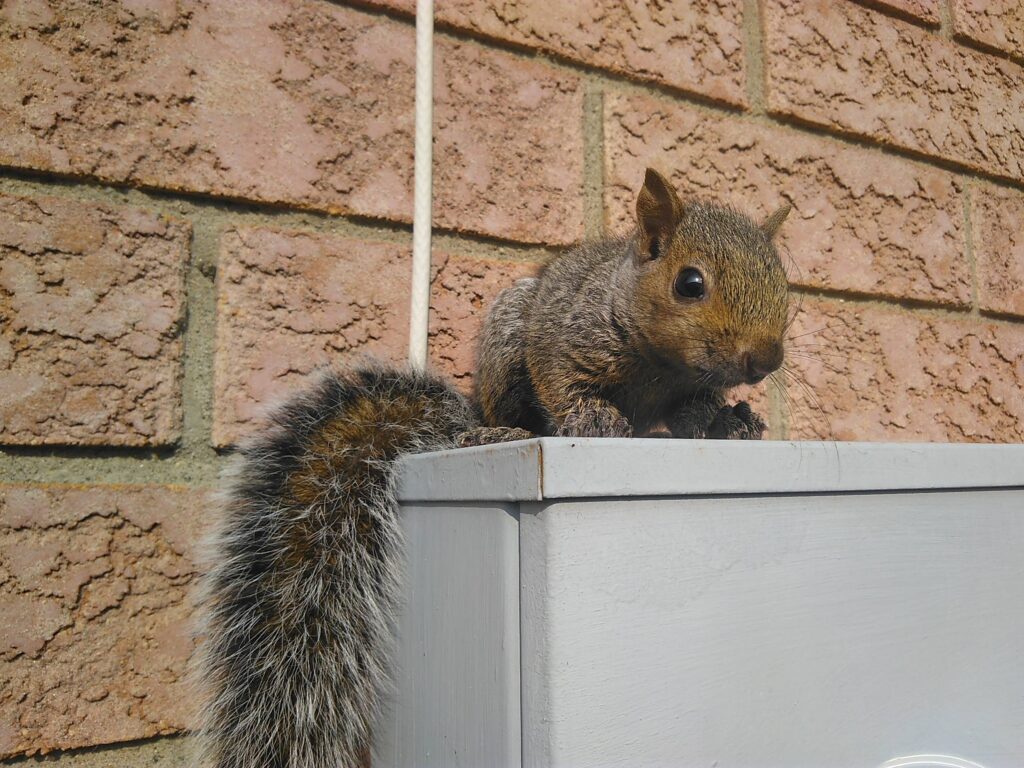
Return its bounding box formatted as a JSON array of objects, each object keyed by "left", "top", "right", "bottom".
[{"left": 674, "top": 268, "right": 705, "bottom": 300}]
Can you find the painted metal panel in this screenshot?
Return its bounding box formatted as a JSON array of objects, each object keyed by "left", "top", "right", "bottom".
[
  {"left": 397, "top": 440, "right": 541, "bottom": 502},
  {"left": 397, "top": 439, "right": 1024, "bottom": 501},
  {"left": 520, "top": 490, "right": 1024, "bottom": 768},
  {"left": 387, "top": 442, "right": 1024, "bottom": 767},
  {"left": 374, "top": 502, "right": 521, "bottom": 768}
]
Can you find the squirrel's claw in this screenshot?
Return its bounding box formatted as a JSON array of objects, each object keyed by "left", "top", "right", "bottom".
[
  {"left": 557, "top": 401, "right": 634, "bottom": 438},
  {"left": 706, "top": 401, "right": 766, "bottom": 440}
]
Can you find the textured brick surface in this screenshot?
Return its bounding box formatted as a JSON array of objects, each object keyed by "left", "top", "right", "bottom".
[
  {"left": 0, "top": 195, "right": 188, "bottom": 446},
  {"left": 0, "top": 484, "right": 204, "bottom": 758},
  {"left": 369, "top": 0, "right": 747, "bottom": 106},
  {"left": 213, "top": 228, "right": 536, "bottom": 445},
  {"left": 952, "top": 0, "right": 1024, "bottom": 59},
  {"left": 784, "top": 300, "right": 1024, "bottom": 442},
  {"left": 604, "top": 93, "right": 969, "bottom": 306},
  {"left": 972, "top": 185, "right": 1024, "bottom": 318},
  {"left": 858, "top": 0, "right": 940, "bottom": 24},
  {"left": 4, "top": 0, "right": 1024, "bottom": 761},
  {"left": 0, "top": 1, "right": 583, "bottom": 244},
  {"left": 762, "top": 0, "right": 1024, "bottom": 181}
]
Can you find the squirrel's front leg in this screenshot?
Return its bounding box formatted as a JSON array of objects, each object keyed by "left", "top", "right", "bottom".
[
  {"left": 529, "top": 356, "right": 633, "bottom": 437},
  {"left": 457, "top": 426, "right": 535, "bottom": 447},
  {"left": 669, "top": 395, "right": 766, "bottom": 440},
  {"left": 667, "top": 395, "right": 725, "bottom": 439},
  {"left": 556, "top": 397, "right": 634, "bottom": 438}
]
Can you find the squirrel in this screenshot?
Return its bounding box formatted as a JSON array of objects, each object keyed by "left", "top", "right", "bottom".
[{"left": 193, "top": 168, "right": 791, "bottom": 768}]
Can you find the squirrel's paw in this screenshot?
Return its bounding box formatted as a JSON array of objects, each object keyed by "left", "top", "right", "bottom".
[
  {"left": 457, "top": 426, "right": 535, "bottom": 447},
  {"left": 706, "top": 401, "right": 766, "bottom": 440},
  {"left": 557, "top": 403, "right": 634, "bottom": 438}
]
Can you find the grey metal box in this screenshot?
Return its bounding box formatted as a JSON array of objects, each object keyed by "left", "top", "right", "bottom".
[{"left": 376, "top": 438, "right": 1024, "bottom": 768}]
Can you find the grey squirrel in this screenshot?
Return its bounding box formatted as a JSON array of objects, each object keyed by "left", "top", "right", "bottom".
[{"left": 193, "top": 169, "right": 791, "bottom": 768}]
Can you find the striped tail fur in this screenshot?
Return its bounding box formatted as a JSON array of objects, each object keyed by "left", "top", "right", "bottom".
[{"left": 193, "top": 364, "right": 477, "bottom": 768}]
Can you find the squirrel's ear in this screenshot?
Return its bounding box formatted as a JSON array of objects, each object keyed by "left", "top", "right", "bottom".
[
  {"left": 761, "top": 203, "right": 791, "bottom": 238},
  {"left": 636, "top": 168, "right": 684, "bottom": 263}
]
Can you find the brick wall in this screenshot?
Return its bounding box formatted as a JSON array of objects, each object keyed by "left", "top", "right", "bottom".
[{"left": 1, "top": 0, "right": 1022, "bottom": 761}]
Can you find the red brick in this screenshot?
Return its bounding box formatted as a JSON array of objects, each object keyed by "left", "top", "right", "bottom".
[
  {"left": 856, "top": 0, "right": 940, "bottom": 25},
  {"left": 604, "top": 93, "right": 969, "bottom": 306},
  {"left": 952, "top": 0, "right": 1024, "bottom": 60},
  {"left": 0, "top": 484, "right": 205, "bottom": 758},
  {"left": 0, "top": 1, "right": 583, "bottom": 245},
  {"left": 783, "top": 300, "right": 1024, "bottom": 442},
  {"left": 972, "top": 184, "right": 1024, "bottom": 317},
  {"left": 212, "top": 228, "right": 536, "bottom": 446},
  {"left": 0, "top": 195, "right": 188, "bottom": 446},
  {"left": 367, "top": 0, "right": 747, "bottom": 106},
  {"left": 762, "top": 0, "right": 1024, "bottom": 181}
]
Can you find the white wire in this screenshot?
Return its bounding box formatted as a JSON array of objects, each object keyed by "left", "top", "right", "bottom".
[{"left": 409, "top": 0, "right": 434, "bottom": 370}]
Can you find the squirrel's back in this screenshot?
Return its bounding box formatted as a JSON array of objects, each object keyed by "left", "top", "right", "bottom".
[{"left": 193, "top": 364, "right": 475, "bottom": 768}]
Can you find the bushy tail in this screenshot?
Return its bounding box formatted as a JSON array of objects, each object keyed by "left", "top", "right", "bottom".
[{"left": 193, "top": 364, "right": 477, "bottom": 768}]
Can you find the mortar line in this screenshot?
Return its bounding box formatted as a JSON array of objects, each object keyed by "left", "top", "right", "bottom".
[
  {"left": 938, "top": 0, "right": 954, "bottom": 37},
  {"left": 0, "top": 450, "right": 204, "bottom": 487},
  {"left": 0, "top": 734, "right": 191, "bottom": 766},
  {"left": 767, "top": 376, "right": 789, "bottom": 441},
  {"left": 742, "top": 0, "right": 767, "bottom": 114},
  {"left": 175, "top": 216, "right": 226, "bottom": 486},
  {"left": 0, "top": 170, "right": 561, "bottom": 265},
  {"left": 962, "top": 179, "right": 981, "bottom": 317},
  {"left": 582, "top": 78, "right": 606, "bottom": 239}
]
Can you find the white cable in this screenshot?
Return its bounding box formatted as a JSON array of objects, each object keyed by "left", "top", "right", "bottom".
[{"left": 409, "top": 0, "right": 434, "bottom": 370}]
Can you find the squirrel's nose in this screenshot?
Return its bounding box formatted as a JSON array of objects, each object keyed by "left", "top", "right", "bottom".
[{"left": 741, "top": 342, "right": 783, "bottom": 384}]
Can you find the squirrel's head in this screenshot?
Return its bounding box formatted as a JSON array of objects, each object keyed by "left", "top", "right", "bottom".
[{"left": 631, "top": 168, "right": 790, "bottom": 389}]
